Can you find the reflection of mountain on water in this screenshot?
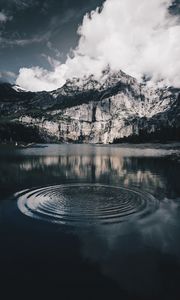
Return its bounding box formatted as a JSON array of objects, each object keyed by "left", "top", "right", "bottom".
[{"left": 1, "top": 150, "right": 180, "bottom": 200}]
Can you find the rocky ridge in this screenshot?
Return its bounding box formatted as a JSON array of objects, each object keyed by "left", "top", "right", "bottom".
[{"left": 0, "top": 68, "right": 179, "bottom": 143}]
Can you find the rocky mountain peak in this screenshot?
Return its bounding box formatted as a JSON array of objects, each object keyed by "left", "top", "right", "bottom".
[
  {"left": 0, "top": 68, "right": 179, "bottom": 144},
  {"left": 50, "top": 66, "right": 138, "bottom": 99}
]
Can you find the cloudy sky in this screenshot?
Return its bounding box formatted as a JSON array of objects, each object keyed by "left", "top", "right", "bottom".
[{"left": 0, "top": 0, "right": 180, "bottom": 91}]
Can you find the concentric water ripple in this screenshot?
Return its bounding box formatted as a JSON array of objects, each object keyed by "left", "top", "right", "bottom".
[{"left": 16, "top": 184, "right": 158, "bottom": 225}]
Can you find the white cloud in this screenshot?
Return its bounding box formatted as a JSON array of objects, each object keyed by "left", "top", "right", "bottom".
[
  {"left": 0, "top": 11, "right": 12, "bottom": 23},
  {"left": 0, "top": 71, "right": 16, "bottom": 83},
  {"left": 16, "top": 65, "right": 67, "bottom": 92},
  {"left": 7, "top": 0, "right": 39, "bottom": 11},
  {"left": 16, "top": 0, "right": 180, "bottom": 91},
  {"left": 0, "top": 71, "right": 16, "bottom": 77},
  {"left": 0, "top": 37, "right": 42, "bottom": 48}
]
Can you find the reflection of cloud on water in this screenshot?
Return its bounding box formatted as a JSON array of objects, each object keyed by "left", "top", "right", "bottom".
[
  {"left": 138, "top": 197, "right": 180, "bottom": 254},
  {"left": 79, "top": 197, "right": 180, "bottom": 259},
  {"left": 75, "top": 196, "right": 180, "bottom": 298}
]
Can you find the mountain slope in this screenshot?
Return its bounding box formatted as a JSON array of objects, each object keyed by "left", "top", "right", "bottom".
[{"left": 0, "top": 69, "right": 179, "bottom": 144}]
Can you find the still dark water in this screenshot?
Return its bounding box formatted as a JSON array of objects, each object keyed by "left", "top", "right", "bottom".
[{"left": 0, "top": 143, "right": 180, "bottom": 300}]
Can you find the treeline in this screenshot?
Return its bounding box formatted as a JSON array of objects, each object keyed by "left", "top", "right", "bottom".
[
  {"left": 113, "top": 127, "right": 180, "bottom": 143},
  {"left": 0, "top": 121, "right": 43, "bottom": 143}
]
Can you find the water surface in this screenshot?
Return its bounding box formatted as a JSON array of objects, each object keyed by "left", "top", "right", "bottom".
[{"left": 0, "top": 143, "right": 180, "bottom": 299}]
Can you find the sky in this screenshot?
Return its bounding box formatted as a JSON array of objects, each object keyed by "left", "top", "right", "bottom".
[{"left": 0, "top": 0, "right": 180, "bottom": 91}]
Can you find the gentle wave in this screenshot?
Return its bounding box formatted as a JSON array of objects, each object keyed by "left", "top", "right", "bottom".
[{"left": 16, "top": 184, "right": 158, "bottom": 226}]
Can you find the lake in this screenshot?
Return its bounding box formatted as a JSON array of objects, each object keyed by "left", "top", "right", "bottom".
[{"left": 0, "top": 143, "right": 180, "bottom": 300}]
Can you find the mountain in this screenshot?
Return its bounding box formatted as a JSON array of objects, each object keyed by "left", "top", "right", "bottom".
[{"left": 0, "top": 68, "right": 180, "bottom": 144}]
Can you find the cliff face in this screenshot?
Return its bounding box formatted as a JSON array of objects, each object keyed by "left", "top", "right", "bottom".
[{"left": 0, "top": 69, "right": 180, "bottom": 143}]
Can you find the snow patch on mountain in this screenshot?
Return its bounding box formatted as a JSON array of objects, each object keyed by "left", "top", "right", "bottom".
[{"left": 12, "top": 85, "right": 28, "bottom": 93}]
